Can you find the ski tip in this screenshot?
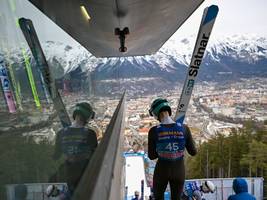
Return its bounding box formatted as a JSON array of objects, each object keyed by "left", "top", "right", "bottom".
[
  {"left": 203, "top": 5, "right": 219, "bottom": 25},
  {"left": 18, "top": 17, "right": 26, "bottom": 25}
]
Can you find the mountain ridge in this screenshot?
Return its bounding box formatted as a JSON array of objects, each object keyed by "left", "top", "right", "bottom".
[
  {"left": 1, "top": 34, "right": 266, "bottom": 96},
  {"left": 39, "top": 34, "right": 267, "bottom": 82}
]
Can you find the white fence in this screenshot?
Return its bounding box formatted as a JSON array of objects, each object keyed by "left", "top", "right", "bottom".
[
  {"left": 187, "top": 177, "right": 264, "bottom": 200},
  {"left": 5, "top": 177, "right": 264, "bottom": 200},
  {"left": 5, "top": 183, "right": 66, "bottom": 200}
]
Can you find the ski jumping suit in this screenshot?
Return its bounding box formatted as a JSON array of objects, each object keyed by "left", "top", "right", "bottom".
[
  {"left": 148, "top": 123, "right": 197, "bottom": 200},
  {"left": 181, "top": 181, "right": 203, "bottom": 200},
  {"left": 52, "top": 127, "right": 98, "bottom": 195}
]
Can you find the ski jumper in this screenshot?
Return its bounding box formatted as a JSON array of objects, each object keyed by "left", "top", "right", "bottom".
[
  {"left": 52, "top": 127, "right": 98, "bottom": 195},
  {"left": 148, "top": 123, "right": 197, "bottom": 200}
]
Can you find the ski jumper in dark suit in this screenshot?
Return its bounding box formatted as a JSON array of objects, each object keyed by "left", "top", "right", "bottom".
[
  {"left": 148, "top": 123, "right": 197, "bottom": 200},
  {"left": 53, "top": 126, "right": 98, "bottom": 195}
]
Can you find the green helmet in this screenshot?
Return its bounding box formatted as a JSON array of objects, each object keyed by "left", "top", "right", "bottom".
[
  {"left": 73, "top": 102, "right": 95, "bottom": 121},
  {"left": 149, "top": 98, "right": 171, "bottom": 119}
]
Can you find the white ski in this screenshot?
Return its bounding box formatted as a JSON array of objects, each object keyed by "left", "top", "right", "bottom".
[{"left": 175, "top": 5, "right": 219, "bottom": 123}]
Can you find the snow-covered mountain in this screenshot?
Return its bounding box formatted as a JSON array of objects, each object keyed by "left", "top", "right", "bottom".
[
  {"left": 1, "top": 34, "right": 266, "bottom": 96},
  {"left": 38, "top": 34, "right": 267, "bottom": 82}
]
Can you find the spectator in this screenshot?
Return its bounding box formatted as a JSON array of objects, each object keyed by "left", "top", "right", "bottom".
[
  {"left": 228, "top": 178, "right": 256, "bottom": 200},
  {"left": 181, "top": 180, "right": 216, "bottom": 200},
  {"left": 132, "top": 191, "right": 140, "bottom": 200}
]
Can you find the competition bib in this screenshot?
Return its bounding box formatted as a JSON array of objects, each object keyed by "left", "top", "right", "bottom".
[
  {"left": 156, "top": 123, "right": 185, "bottom": 161},
  {"left": 61, "top": 128, "right": 90, "bottom": 156}
]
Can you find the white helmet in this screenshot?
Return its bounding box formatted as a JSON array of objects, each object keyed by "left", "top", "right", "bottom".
[
  {"left": 46, "top": 185, "right": 59, "bottom": 197},
  {"left": 202, "top": 181, "right": 215, "bottom": 193}
]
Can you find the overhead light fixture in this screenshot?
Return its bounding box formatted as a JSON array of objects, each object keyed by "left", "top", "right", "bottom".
[{"left": 80, "top": 6, "right": 91, "bottom": 21}]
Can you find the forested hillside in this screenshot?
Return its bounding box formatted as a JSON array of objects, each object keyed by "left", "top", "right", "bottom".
[{"left": 186, "top": 120, "right": 267, "bottom": 194}]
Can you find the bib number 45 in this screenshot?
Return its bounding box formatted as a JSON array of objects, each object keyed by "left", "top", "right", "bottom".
[{"left": 165, "top": 143, "right": 179, "bottom": 151}]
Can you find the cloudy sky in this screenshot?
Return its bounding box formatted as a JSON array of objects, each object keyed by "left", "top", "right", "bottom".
[
  {"left": 175, "top": 0, "right": 267, "bottom": 37},
  {"left": 1, "top": 0, "right": 267, "bottom": 46}
]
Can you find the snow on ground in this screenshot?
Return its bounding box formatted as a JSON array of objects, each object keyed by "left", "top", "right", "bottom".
[{"left": 125, "top": 153, "right": 151, "bottom": 199}]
